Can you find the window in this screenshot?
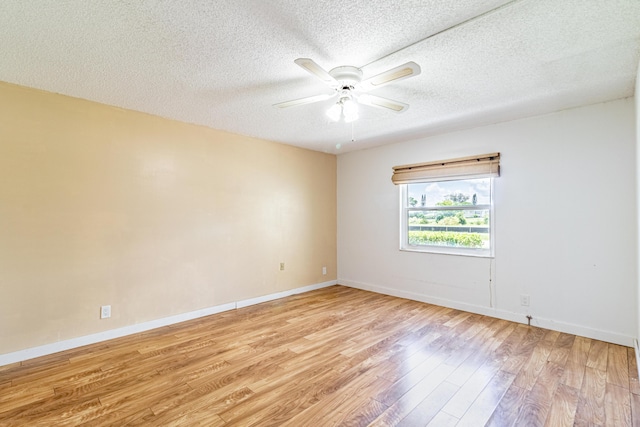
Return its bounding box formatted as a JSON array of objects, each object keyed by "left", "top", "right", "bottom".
[
  {"left": 393, "top": 153, "right": 499, "bottom": 257},
  {"left": 400, "top": 178, "right": 493, "bottom": 256}
]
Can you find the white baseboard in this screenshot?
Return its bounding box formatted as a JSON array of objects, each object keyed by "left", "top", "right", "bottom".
[
  {"left": 0, "top": 280, "right": 337, "bottom": 367},
  {"left": 236, "top": 280, "right": 336, "bottom": 308},
  {"left": 340, "top": 279, "right": 634, "bottom": 347}
]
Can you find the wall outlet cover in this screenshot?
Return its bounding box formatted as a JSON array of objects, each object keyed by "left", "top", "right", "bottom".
[{"left": 100, "top": 305, "right": 111, "bottom": 319}]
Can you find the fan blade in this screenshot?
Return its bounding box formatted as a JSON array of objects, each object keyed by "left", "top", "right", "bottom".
[
  {"left": 294, "top": 58, "right": 338, "bottom": 86},
  {"left": 357, "top": 94, "right": 409, "bottom": 113},
  {"left": 359, "top": 61, "right": 421, "bottom": 92},
  {"left": 273, "top": 93, "right": 334, "bottom": 109}
]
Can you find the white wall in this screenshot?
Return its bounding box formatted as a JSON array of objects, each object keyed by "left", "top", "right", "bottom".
[{"left": 338, "top": 98, "right": 637, "bottom": 346}]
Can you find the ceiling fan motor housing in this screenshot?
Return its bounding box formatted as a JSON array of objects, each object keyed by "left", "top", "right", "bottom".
[{"left": 329, "top": 66, "right": 363, "bottom": 85}]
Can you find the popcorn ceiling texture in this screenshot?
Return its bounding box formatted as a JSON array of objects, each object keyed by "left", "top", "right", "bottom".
[{"left": 0, "top": 0, "right": 639, "bottom": 153}]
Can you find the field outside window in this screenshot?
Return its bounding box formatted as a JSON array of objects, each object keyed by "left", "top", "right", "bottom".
[{"left": 401, "top": 177, "right": 493, "bottom": 256}]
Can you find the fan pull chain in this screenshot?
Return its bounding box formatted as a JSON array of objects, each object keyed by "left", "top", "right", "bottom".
[{"left": 336, "top": 122, "right": 356, "bottom": 151}]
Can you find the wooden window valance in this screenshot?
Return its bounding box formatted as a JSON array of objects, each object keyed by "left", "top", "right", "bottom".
[{"left": 391, "top": 153, "right": 500, "bottom": 185}]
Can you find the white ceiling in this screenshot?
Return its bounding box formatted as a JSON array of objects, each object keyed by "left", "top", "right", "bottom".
[{"left": 1, "top": 1, "right": 639, "bottom": 154}]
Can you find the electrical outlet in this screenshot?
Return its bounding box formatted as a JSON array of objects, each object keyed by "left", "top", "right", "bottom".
[
  {"left": 280, "top": 262, "right": 285, "bottom": 271},
  {"left": 322, "top": 266, "right": 327, "bottom": 275},
  {"left": 100, "top": 305, "right": 111, "bottom": 319},
  {"left": 520, "top": 295, "right": 530, "bottom": 307}
]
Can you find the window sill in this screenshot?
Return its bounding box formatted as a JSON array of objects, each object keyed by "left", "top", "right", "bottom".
[{"left": 400, "top": 246, "right": 494, "bottom": 258}]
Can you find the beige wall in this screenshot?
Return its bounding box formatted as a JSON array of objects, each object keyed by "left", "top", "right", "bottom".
[{"left": 0, "top": 82, "right": 337, "bottom": 354}]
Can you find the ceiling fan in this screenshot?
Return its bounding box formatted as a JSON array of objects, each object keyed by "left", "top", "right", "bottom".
[{"left": 274, "top": 58, "right": 421, "bottom": 122}]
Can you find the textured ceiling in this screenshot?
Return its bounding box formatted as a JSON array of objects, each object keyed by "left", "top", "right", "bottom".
[{"left": 1, "top": 0, "right": 639, "bottom": 153}]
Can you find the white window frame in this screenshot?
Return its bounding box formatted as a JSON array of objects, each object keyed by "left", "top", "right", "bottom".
[{"left": 399, "top": 178, "right": 495, "bottom": 258}]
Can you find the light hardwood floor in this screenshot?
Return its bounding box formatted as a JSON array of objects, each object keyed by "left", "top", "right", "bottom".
[{"left": 0, "top": 285, "right": 637, "bottom": 426}]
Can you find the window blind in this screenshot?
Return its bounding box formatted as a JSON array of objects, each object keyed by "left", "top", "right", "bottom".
[{"left": 391, "top": 153, "right": 500, "bottom": 185}]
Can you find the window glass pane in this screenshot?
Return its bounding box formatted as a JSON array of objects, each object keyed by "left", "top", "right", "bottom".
[
  {"left": 401, "top": 176, "right": 493, "bottom": 255},
  {"left": 407, "top": 209, "right": 490, "bottom": 249},
  {"left": 407, "top": 178, "right": 491, "bottom": 207}
]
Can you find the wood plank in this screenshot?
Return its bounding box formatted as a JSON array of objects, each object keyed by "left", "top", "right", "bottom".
[
  {"left": 500, "top": 325, "right": 544, "bottom": 376},
  {"left": 456, "top": 369, "right": 515, "bottom": 426},
  {"left": 544, "top": 383, "right": 580, "bottom": 427},
  {"left": 313, "top": 396, "right": 387, "bottom": 427},
  {"left": 562, "top": 335, "right": 591, "bottom": 390},
  {"left": 163, "top": 412, "right": 226, "bottom": 427},
  {"left": 513, "top": 338, "right": 554, "bottom": 390},
  {"left": 607, "top": 343, "right": 630, "bottom": 389},
  {"left": 587, "top": 339, "right": 609, "bottom": 371},
  {"left": 275, "top": 359, "right": 393, "bottom": 427},
  {"left": 373, "top": 331, "right": 445, "bottom": 382},
  {"left": 216, "top": 363, "right": 341, "bottom": 424},
  {"left": 485, "top": 382, "right": 527, "bottom": 426},
  {"left": 4, "top": 396, "right": 101, "bottom": 426},
  {"left": 369, "top": 363, "right": 456, "bottom": 426},
  {"left": 0, "top": 385, "right": 55, "bottom": 414},
  {"left": 604, "top": 382, "right": 631, "bottom": 426},
  {"left": 3, "top": 362, "right": 160, "bottom": 422},
  {"left": 513, "top": 361, "right": 564, "bottom": 426},
  {"left": 443, "top": 310, "right": 473, "bottom": 327},
  {"left": 440, "top": 360, "right": 503, "bottom": 418},
  {"left": 630, "top": 392, "right": 640, "bottom": 426},
  {"left": 574, "top": 366, "right": 607, "bottom": 426},
  {"left": 72, "top": 405, "right": 156, "bottom": 427},
  {"left": 426, "top": 411, "right": 460, "bottom": 426},
  {"left": 547, "top": 332, "right": 575, "bottom": 366},
  {"left": 374, "top": 351, "right": 451, "bottom": 406},
  {"left": 148, "top": 387, "right": 254, "bottom": 426},
  {"left": 446, "top": 321, "right": 516, "bottom": 388},
  {"left": 0, "top": 362, "right": 21, "bottom": 373},
  {"left": 395, "top": 381, "right": 459, "bottom": 426},
  {"left": 0, "top": 285, "right": 634, "bottom": 427},
  {"left": 628, "top": 347, "right": 640, "bottom": 395}
]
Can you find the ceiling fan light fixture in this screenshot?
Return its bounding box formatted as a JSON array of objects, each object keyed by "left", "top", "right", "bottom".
[
  {"left": 342, "top": 98, "right": 358, "bottom": 122},
  {"left": 344, "top": 111, "right": 359, "bottom": 123},
  {"left": 342, "top": 98, "right": 358, "bottom": 115},
  {"left": 326, "top": 96, "right": 359, "bottom": 123},
  {"left": 326, "top": 103, "right": 342, "bottom": 121}
]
